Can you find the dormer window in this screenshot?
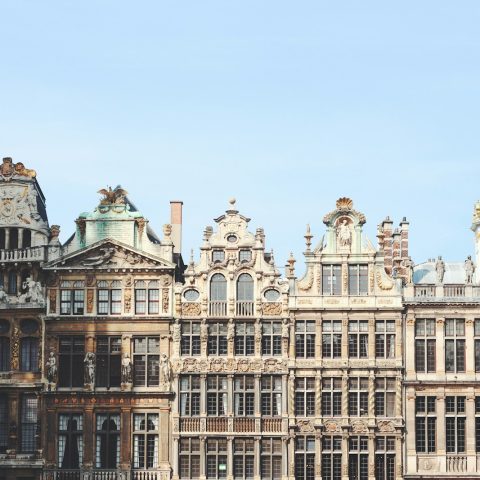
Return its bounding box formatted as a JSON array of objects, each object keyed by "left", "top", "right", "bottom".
[
  {"left": 239, "top": 250, "right": 252, "bottom": 263},
  {"left": 212, "top": 250, "right": 225, "bottom": 263}
]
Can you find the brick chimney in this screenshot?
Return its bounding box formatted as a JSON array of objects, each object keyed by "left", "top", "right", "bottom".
[{"left": 170, "top": 201, "right": 183, "bottom": 255}]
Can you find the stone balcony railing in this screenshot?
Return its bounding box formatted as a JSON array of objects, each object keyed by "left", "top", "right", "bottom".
[
  {"left": 406, "top": 284, "right": 480, "bottom": 302},
  {"left": 43, "top": 470, "right": 164, "bottom": 480},
  {"left": 0, "top": 245, "right": 48, "bottom": 263},
  {"left": 446, "top": 455, "right": 468, "bottom": 473},
  {"left": 179, "top": 416, "right": 284, "bottom": 434}
]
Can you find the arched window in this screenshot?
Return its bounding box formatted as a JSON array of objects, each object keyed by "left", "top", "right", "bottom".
[
  {"left": 20, "top": 337, "right": 39, "bottom": 372},
  {"left": 237, "top": 274, "right": 254, "bottom": 302},
  {"left": 210, "top": 274, "right": 227, "bottom": 302},
  {"left": 0, "top": 338, "right": 10, "bottom": 371}
]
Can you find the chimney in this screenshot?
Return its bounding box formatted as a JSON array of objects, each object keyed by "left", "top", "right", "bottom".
[{"left": 170, "top": 201, "right": 183, "bottom": 255}]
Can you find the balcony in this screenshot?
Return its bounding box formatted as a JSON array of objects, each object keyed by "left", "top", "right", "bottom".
[
  {"left": 446, "top": 455, "right": 467, "bottom": 473},
  {"left": 409, "top": 284, "right": 480, "bottom": 303},
  {"left": 43, "top": 471, "right": 164, "bottom": 480},
  {"left": 209, "top": 301, "right": 227, "bottom": 317},
  {"left": 0, "top": 246, "right": 47, "bottom": 263},
  {"left": 236, "top": 301, "right": 254, "bottom": 317}
]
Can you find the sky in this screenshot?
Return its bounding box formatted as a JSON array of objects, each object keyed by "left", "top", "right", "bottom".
[{"left": 1, "top": 1, "right": 479, "bottom": 273}]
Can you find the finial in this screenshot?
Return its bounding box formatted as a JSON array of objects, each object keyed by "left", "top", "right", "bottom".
[
  {"left": 304, "top": 224, "right": 313, "bottom": 252},
  {"left": 189, "top": 249, "right": 194, "bottom": 265},
  {"left": 286, "top": 252, "right": 296, "bottom": 278},
  {"left": 229, "top": 197, "right": 236, "bottom": 206},
  {"left": 269, "top": 249, "right": 275, "bottom": 265}
]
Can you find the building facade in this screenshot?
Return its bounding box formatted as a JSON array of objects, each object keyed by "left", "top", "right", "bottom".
[{"left": 0, "top": 157, "right": 480, "bottom": 480}]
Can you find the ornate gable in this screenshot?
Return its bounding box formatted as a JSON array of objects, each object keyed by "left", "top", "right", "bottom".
[{"left": 44, "top": 239, "right": 175, "bottom": 271}]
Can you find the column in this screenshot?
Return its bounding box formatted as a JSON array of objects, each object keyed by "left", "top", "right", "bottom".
[
  {"left": 254, "top": 437, "right": 261, "bottom": 480},
  {"left": 18, "top": 228, "right": 24, "bottom": 249},
  {"left": 437, "top": 393, "right": 446, "bottom": 472},
  {"left": 227, "top": 437, "right": 233, "bottom": 480},
  {"left": 368, "top": 373, "right": 375, "bottom": 418},
  {"left": 405, "top": 314, "right": 416, "bottom": 376},
  {"left": 342, "top": 432, "right": 349, "bottom": 480},
  {"left": 368, "top": 317, "right": 375, "bottom": 359},
  {"left": 199, "top": 436, "right": 206, "bottom": 480},
  {"left": 282, "top": 374, "right": 288, "bottom": 416},
  {"left": 466, "top": 317, "right": 475, "bottom": 376},
  {"left": 5, "top": 228, "right": 10, "bottom": 250},
  {"left": 466, "top": 392, "right": 476, "bottom": 473},
  {"left": 405, "top": 388, "right": 416, "bottom": 474},
  {"left": 200, "top": 374, "right": 207, "bottom": 415},
  {"left": 341, "top": 316, "right": 348, "bottom": 360},
  {"left": 120, "top": 407, "right": 131, "bottom": 470},
  {"left": 395, "top": 435, "right": 403, "bottom": 479},
  {"left": 437, "top": 318, "right": 445, "bottom": 378},
  {"left": 286, "top": 435, "right": 293, "bottom": 480},
  {"left": 159, "top": 401, "right": 172, "bottom": 469},
  {"left": 84, "top": 407, "right": 94, "bottom": 470},
  {"left": 172, "top": 437, "right": 179, "bottom": 480},
  {"left": 315, "top": 431, "right": 322, "bottom": 480},
  {"left": 227, "top": 375, "right": 234, "bottom": 416},
  {"left": 342, "top": 374, "right": 349, "bottom": 418},
  {"left": 368, "top": 433, "right": 375, "bottom": 480}
]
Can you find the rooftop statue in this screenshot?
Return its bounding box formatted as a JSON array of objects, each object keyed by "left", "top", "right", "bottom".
[
  {"left": 0, "top": 157, "right": 36, "bottom": 180},
  {"left": 435, "top": 256, "right": 445, "bottom": 284},
  {"left": 98, "top": 186, "right": 128, "bottom": 205},
  {"left": 465, "top": 255, "right": 475, "bottom": 284}
]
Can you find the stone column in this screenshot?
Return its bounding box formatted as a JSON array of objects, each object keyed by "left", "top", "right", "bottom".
[
  {"left": 199, "top": 436, "right": 206, "bottom": 480},
  {"left": 342, "top": 432, "right": 349, "bottom": 480},
  {"left": 254, "top": 438, "right": 261, "bottom": 480},
  {"left": 368, "top": 433, "right": 375, "bottom": 480},
  {"left": 18, "top": 228, "right": 24, "bottom": 249},
  {"left": 342, "top": 374, "right": 349, "bottom": 417},
  {"left": 159, "top": 401, "right": 171, "bottom": 469},
  {"left": 315, "top": 373, "right": 322, "bottom": 417},
  {"left": 227, "top": 375, "right": 234, "bottom": 416},
  {"left": 200, "top": 374, "right": 207, "bottom": 416},
  {"left": 84, "top": 407, "right": 94, "bottom": 469},
  {"left": 120, "top": 407, "right": 131, "bottom": 470},
  {"left": 227, "top": 437, "right": 233, "bottom": 480},
  {"left": 315, "top": 431, "right": 322, "bottom": 480},
  {"left": 368, "top": 373, "right": 375, "bottom": 418},
  {"left": 255, "top": 375, "right": 261, "bottom": 417},
  {"left": 405, "top": 314, "right": 416, "bottom": 376},
  {"left": 172, "top": 437, "right": 179, "bottom": 480},
  {"left": 405, "top": 388, "right": 416, "bottom": 474},
  {"left": 437, "top": 393, "right": 446, "bottom": 472},
  {"left": 282, "top": 374, "right": 288, "bottom": 416},
  {"left": 466, "top": 317, "right": 475, "bottom": 376},
  {"left": 466, "top": 392, "right": 476, "bottom": 473},
  {"left": 436, "top": 318, "right": 445, "bottom": 377},
  {"left": 368, "top": 317, "right": 375, "bottom": 359},
  {"left": 286, "top": 435, "right": 294, "bottom": 480},
  {"left": 5, "top": 228, "right": 10, "bottom": 250},
  {"left": 341, "top": 317, "right": 348, "bottom": 360},
  {"left": 395, "top": 435, "right": 403, "bottom": 479}
]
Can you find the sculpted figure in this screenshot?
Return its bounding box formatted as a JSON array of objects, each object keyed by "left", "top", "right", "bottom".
[
  {"left": 435, "top": 256, "right": 445, "bottom": 284},
  {"left": 200, "top": 318, "right": 208, "bottom": 342},
  {"left": 465, "top": 255, "right": 475, "bottom": 284},
  {"left": 81, "top": 247, "right": 115, "bottom": 267},
  {"left": 282, "top": 318, "right": 290, "bottom": 339},
  {"left": 403, "top": 257, "right": 414, "bottom": 284},
  {"left": 0, "top": 286, "right": 9, "bottom": 304},
  {"left": 121, "top": 354, "right": 132, "bottom": 384},
  {"left": 227, "top": 319, "right": 235, "bottom": 342},
  {"left": 160, "top": 353, "right": 172, "bottom": 386},
  {"left": 84, "top": 352, "right": 96, "bottom": 385},
  {"left": 46, "top": 351, "right": 57, "bottom": 384},
  {"left": 173, "top": 318, "right": 181, "bottom": 343},
  {"left": 337, "top": 219, "right": 352, "bottom": 247}
]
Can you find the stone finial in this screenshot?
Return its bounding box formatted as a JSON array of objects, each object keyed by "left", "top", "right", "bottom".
[
  {"left": 49, "top": 225, "right": 61, "bottom": 244},
  {"left": 286, "top": 252, "right": 296, "bottom": 278},
  {"left": 227, "top": 197, "right": 238, "bottom": 213},
  {"left": 304, "top": 224, "right": 313, "bottom": 252},
  {"left": 163, "top": 223, "right": 172, "bottom": 240}
]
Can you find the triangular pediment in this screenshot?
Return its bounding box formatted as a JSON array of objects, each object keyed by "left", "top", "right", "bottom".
[{"left": 44, "top": 238, "right": 175, "bottom": 270}]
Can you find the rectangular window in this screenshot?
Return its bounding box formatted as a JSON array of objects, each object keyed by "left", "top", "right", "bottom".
[
  {"left": 261, "top": 376, "right": 282, "bottom": 416},
  {"left": 295, "top": 436, "right": 315, "bottom": 480},
  {"left": 348, "top": 378, "right": 369, "bottom": 417},
  {"left": 234, "top": 323, "right": 254, "bottom": 356},
  {"left": 208, "top": 323, "right": 228, "bottom": 356},
  {"left": 96, "top": 336, "right": 121, "bottom": 388},
  {"left": 133, "top": 337, "right": 160, "bottom": 387},
  {"left": 349, "top": 265, "right": 368, "bottom": 295},
  {"left": 95, "top": 413, "right": 120, "bottom": 469},
  {"left": 445, "top": 318, "right": 465, "bottom": 373},
  {"left": 60, "top": 282, "right": 85, "bottom": 315},
  {"left": 0, "top": 395, "right": 8, "bottom": 454},
  {"left": 212, "top": 250, "right": 225, "bottom": 263},
  {"left": 20, "top": 337, "right": 39, "bottom": 372},
  {"left": 0, "top": 337, "right": 10, "bottom": 371},
  {"left": 295, "top": 377, "right": 315, "bottom": 417},
  {"left": 58, "top": 414, "right": 83, "bottom": 469},
  {"left": 134, "top": 281, "right": 160, "bottom": 315},
  {"left": 349, "top": 436, "right": 369, "bottom": 480},
  {"left": 375, "top": 320, "right": 396, "bottom": 359},
  {"left": 348, "top": 321, "right": 368, "bottom": 358},
  {"left": 322, "top": 265, "right": 342, "bottom": 296},
  {"left": 475, "top": 398, "right": 480, "bottom": 453},
  {"left": 181, "top": 322, "right": 201, "bottom": 356},
  {"left": 97, "top": 281, "right": 122, "bottom": 315},
  {"left": 180, "top": 375, "right": 201, "bottom": 416},
  {"left": 375, "top": 436, "right": 396, "bottom": 480},
  {"left": 132, "top": 413, "right": 159, "bottom": 469},
  {"left": 233, "top": 438, "right": 254, "bottom": 480},
  {"left": 260, "top": 438, "right": 282, "bottom": 480},
  {"left": 322, "top": 321, "right": 342, "bottom": 358},
  {"left": 206, "top": 438, "right": 227, "bottom": 479},
  {"left": 375, "top": 378, "right": 396, "bottom": 417},
  {"left": 415, "top": 319, "right": 436, "bottom": 372},
  {"left": 295, "top": 321, "right": 316, "bottom": 358},
  {"left": 445, "top": 396, "right": 466, "bottom": 453},
  {"left": 322, "top": 436, "right": 342, "bottom": 480},
  {"left": 475, "top": 320, "right": 480, "bottom": 372},
  {"left": 234, "top": 375, "right": 255, "bottom": 416},
  {"left": 21, "top": 395, "right": 37, "bottom": 453},
  {"left": 58, "top": 336, "right": 84, "bottom": 387},
  {"left": 207, "top": 375, "right": 228, "bottom": 416},
  {"left": 239, "top": 250, "right": 252, "bottom": 263},
  {"left": 415, "top": 396, "right": 436, "bottom": 453},
  {"left": 322, "top": 377, "right": 342, "bottom": 417},
  {"left": 179, "top": 438, "right": 200, "bottom": 480},
  {"left": 262, "top": 321, "right": 282, "bottom": 356}
]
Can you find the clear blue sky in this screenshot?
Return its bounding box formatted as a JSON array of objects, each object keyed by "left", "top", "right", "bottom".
[{"left": 1, "top": 1, "right": 479, "bottom": 272}]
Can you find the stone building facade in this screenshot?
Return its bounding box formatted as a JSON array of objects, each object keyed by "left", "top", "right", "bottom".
[{"left": 1, "top": 156, "right": 480, "bottom": 480}]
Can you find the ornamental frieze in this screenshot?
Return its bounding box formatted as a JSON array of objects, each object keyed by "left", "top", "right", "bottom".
[
  {"left": 297, "top": 420, "right": 315, "bottom": 433},
  {"left": 181, "top": 302, "right": 202, "bottom": 316},
  {"left": 324, "top": 420, "right": 340, "bottom": 433},
  {"left": 261, "top": 302, "right": 282, "bottom": 316},
  {"left": 377, "top": 420, "right": 396, "bottom": 433},
  {"left": 351, "top": 420, "right": 368, "bottom": 434},
  {"left": 175, "top": 357, "right": 286, "bottom": 373}
]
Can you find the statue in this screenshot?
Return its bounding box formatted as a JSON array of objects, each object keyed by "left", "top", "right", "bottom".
[
  {"left": 81, "top": 247, "right": 115, "bottom": 267},
  {"left": 336, "top": 219, "right": 352, "bottom": 247},
  {"left": 98, "top": 186, "right": 128, "bottom": 205},
  {"left": 0, "top": 286, "right": 9, "bottom": 304},
  {"left": 121, "top": 354, "right": 132, "bottom": 384},
  {"left": 403, "top": 257, "right": 414, "bottom": 285},
  {"left": 22, "top": 277, "right": 44, "bottom": 303},
  {"left": 435, "top": 256, "right": 445, "bottom": 284},
  {"left": 282, "top": 318, "right": 290, "bottom": 339},
  {"left": 84, "top": 352, "right": 96, "bottom": 385},
  {"left": 160, "top": 353, "right": 172, "bottom": 387},
  {"left": 173, "top": 318, "right": 181, "bottom": 343},
  {"left": 227, "top": 319, "right": 235, "bottom": 342},
  {"left": 46, "top": 351, "right": 57, "bottom": 384},
  {"left": 200, "top": 319, "right": 208, "bottom": 342},
  {"left": 465, "top": 255, "right": 475, "bottom": 284}
]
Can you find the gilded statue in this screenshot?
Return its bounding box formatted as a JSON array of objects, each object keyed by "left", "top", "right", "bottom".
[{"left": 98, "top": 186, "right": 128, "bottom": 205}]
